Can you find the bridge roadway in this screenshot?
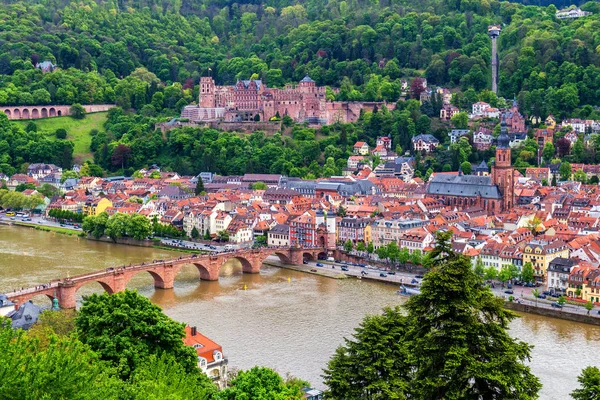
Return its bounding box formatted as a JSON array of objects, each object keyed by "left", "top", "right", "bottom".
[{"left": 6, "top": 246, "right": 327, "bottom": 309}]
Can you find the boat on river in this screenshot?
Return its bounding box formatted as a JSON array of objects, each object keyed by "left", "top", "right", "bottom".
[{"left": 397, "top": 285, "right": 421, "bottom": 296}]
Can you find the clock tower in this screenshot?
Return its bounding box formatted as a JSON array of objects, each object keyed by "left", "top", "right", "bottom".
[{"left": 492, "top": 121, "right": 514, "bottom": 211}]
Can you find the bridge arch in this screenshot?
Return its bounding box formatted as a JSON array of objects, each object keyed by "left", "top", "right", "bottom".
[
  {"left": 3, "top": 109, "right": 10, "bottom": 118},
  {"left": 57, "top": 110, "right": 62, "bottom": 116},
  {"left": 22, "top": 109, "right": 30, "bottom": 119},
  {"left": 302, "top": 252, "right": 316, "bottom": 261},
  {"left": 49, "top": 107, "right": 56, "bottom": 117},
  {"left": 41, "top": 107, "right": 48, "bottom": 118},
  {"left": 317, "top": 251, "right": 327, "bottom": 260},
  {"left": 75, "top": 279, "right": 115, "bottom": 297},
  {"left": 13, "top": 109, "right": 20, "bottom": 119},
  {"left": 126, "top": 269, "right": 166, "bottom": 289},
  {"left": 272, "top": 252, "right": 291, "bottom": 264},
  {"left": 31, "top": 108, "right": 39, "bottom": 118},
  {"left": 192, "top": 262, "right": 219, "bottom": 281}
]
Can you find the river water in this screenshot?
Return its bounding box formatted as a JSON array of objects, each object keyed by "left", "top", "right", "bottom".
[{"left": 0, "top": 225, "right": 598, "bottom": 398}]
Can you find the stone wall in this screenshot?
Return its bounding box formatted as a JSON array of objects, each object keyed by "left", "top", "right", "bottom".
[
  {"left": 156, "top": 120, "right": 282, "bottom": 134},
  {"left": 504, "top": 301, "right": 600, "bottom": 326}
]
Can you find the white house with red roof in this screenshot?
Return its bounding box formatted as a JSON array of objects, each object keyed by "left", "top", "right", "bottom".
[
  {"left": 183, "top": 326, "right": 228, "bottom": 388},
  {"left": 353, "top": 141, "right": 370, "bottom": 155}
]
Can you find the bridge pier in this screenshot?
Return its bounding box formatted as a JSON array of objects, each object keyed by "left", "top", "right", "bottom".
[
  {"left": 156, "top": 264, "right": 175, "bottom": 289},
  {"left": 57, "top": 282, "right": 77, "bottom": 309}
]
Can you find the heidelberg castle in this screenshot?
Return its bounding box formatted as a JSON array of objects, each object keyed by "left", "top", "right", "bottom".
[{"left": 181, "top": 75, "right": 395, "bottom": 125}]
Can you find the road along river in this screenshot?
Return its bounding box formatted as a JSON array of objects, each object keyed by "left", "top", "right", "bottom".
[{"left": 0, "top": 225, "right": 598, "bottom": 399}]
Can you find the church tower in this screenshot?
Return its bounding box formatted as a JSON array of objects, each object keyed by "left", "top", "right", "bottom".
[
  {"left": 492, "top": 121, "right": 514, "bottom": 211},
  {"left": 199, "top": 77, "right": 215, "bottom": 108}
]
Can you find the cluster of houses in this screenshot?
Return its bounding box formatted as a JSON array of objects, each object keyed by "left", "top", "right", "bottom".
[{"left": 8, "top": 157, "right": 600, "bottom": 305}]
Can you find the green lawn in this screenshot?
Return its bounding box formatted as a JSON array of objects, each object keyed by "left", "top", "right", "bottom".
[{"left": 14, "top": 112, "right": 108, "bottom": 163}]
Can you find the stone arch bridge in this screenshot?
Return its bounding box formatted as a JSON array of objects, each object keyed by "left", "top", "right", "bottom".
[
  {"left": 2, "top": 104, "right": 115, "bottom": 120},
  {"left": 6, "top": 247, "right": 327, "bottom": 309}
]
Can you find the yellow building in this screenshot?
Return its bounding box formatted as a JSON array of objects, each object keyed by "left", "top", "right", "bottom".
[
  {"left": 522, "top": 239, "right": 569, "bottom": 281},
  {"left": 545, "top": 115, "right": 556, "bottom": 130},
  {"left": 364, "top": 224, "right": 372, "bottom": 245},
  {"left": 84, "top": 198, "right": 113, "bottom": 216}
]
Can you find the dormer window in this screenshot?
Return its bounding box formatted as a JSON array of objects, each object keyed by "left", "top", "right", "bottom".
[{"left": 214, "top": 351, "right": 223, "bottom": 361}]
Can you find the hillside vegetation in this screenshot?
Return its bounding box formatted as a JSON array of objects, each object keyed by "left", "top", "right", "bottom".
[{"left": 13, "top": 112, "right": 108, "bottom": 162}]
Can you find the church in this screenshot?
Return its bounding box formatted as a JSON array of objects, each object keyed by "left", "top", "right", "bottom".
[{"left": 427, "top": 121, "right": 515, "bottom": 213}]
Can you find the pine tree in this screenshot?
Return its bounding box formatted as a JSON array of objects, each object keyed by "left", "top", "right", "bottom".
[{"left": 195, "top": 178, "right": 204, "bottom": 195}]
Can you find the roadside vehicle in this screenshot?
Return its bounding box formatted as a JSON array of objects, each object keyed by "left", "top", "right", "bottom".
[
  {"left": 551, "top": 302, "right": 563, "bottom": 308},
  {"left": 415, "top": 274, "right": 424, "bottom": 279},
  {"left": 316, "top": 263, "right": 324, "bottom": 267},
  {"left": 380, "top": 273, "right": 388, "bottom": 277},
  {"left": 505, "top": 289, "right": 514, "bottom": 294},
  {"left": 341, "top": 266, "right": 349, "bottom": 272},
  {"left": 6, "top": 211, "right": 15, "bottom": 217}
]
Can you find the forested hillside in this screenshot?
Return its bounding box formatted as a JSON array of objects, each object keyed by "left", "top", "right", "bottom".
[
  {"left": 0, "top": 0, "right": 599, "bottom": 106},
  {"left": 1, "top": 0, "right": 600, "bottom": 179}
]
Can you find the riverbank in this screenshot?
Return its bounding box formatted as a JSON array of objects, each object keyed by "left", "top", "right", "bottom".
[
  {"left": 505, "top": 301, "right": 600, "bottom": 326},
  {"left": 263, "top": 260, "right": 348, "bottom": 279},
  {"left": 0, "top": 220, "right": 83, "bottom": 236}
]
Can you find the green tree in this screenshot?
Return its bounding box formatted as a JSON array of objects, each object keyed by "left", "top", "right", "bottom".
[
  {"left": 409, "top": 249, "right": 422, "bottom": 265},
  {"left": 460, "top": 161, "right": 472, "bottom": 175},
  {"left": 376, "top": 245, "right": 388, "bottom": 262},
  {"left": 344, "top": 239, "right": 353, "bottom": 253},
  {"left": 70, "top": 103, "right": 86, "bottom": 119},
  {"left": 323, "top": 307, "right": 410, "bottom": 399},
  {"left": 126, "top": 213, "right": 152, "bottom": 240},
  {"left": 571, "top": 366, "right": 600, "bottom": 400},
  {"left": 542, "top": 142, "right": 555, "bottom": 164},
  {"left": 532, "top": 288, "right": 540, "bottom": 306},
  {"left": 356, "top": 241, "right": 365, "bottom": 252},
  {"left": 558, "top": 295, "right": 567, "bottom": 307},
  {"left": 251, "top": 181, "right": 268, "bottom": 190},
  {"left": 105, "top": 212, "right": 129, "bottom": 241},
  {"left": 128, "top": 354, "right": 216, "bottom": 400},
  {"left": 474, "top": 257, "right": 485, "bottom": 277},
  {"left": 217, "top": 230, "right": 229, "bottom": 242},
  {"left": 585, "top": 300, "right": 594, "bottom": 315},
  {"left": 484, "top": 266, "right": 497, "bottom": 281},
  {"left": 560, "top": 161, "right": 572, "bottom": 181},
  {"left": 219, "top": 366, "right": 303, "bottom": 400},
  {"left": 191, "top": 227, "right": 200, "bottom": 239},
  {"left": 367, "top": 241, "right": 374, "bottom": 255},
  {"left": 450, "top": 112, "right": 468, "bottom": 129},
  {"left": 55, "top": 128, "right": 68, "bottom": 139},
  {"left": 0, "top": 324, "right": 122, "bottom": 399},
  {"left": 204, "top": 229, "right": 211, "bottom": 240},
  {"left": 521, "top": 262, "right": 535, "bottom": 283},
  {"left": 75, "top": 290, "right": 198, "bottom": 379},
  {"left": 195, "top": 178, "right": 205, "bottom": 195},
  {"left": 336, "top": 205, "right": 347, "bottom": 217},
  {"left": 403, "top": 232, "right": 541, "bottom": 399}
]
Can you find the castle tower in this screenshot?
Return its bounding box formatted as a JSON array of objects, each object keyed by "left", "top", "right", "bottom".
[
  {"left": 488, "top": 25, "right": 501, "bottom": 95},
  {"left": 199, "top": 77, "right": 215, "bottom": 108},
  {"left": 492, "top": 121, "right": 514, "bottom": 211}
]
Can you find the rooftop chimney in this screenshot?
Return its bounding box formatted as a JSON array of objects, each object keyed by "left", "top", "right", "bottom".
[{"left": 191, "top": 326, "right": 197, "bottom": 336}]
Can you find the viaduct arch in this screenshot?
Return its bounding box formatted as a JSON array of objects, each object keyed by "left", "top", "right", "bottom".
[
  {"left": 1, "top": 104, "right": 115, "bottom": 120},
  {"left": 5, "top": 247, "right": 327, "bottom": 309}
]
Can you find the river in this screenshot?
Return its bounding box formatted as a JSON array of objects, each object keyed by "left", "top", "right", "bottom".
[{"left": 1, "top": 225, "right": 598, "bottom": 399}]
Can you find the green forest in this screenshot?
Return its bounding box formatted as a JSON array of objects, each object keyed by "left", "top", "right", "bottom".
[{"left": 1, "top": 0, "right": 600, "bottom": 178}]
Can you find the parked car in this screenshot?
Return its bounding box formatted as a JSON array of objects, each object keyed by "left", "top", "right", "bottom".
[
  {"left": 334, "top": 259, "right": 341, "bottom": 263},
  {"left": 379, "top": 273, "right": 388, "bottom": 277},
  {"left": 310, "top": 269, "right": 317, "bottom": 272},
  {"left": 525, "top": 282, "right": 534, "bottom": 287},
  {"left": 537, "top": 294, "right": 547, "bottom": 299},
  {"left": 303, "top": 261, "right": 308, "bottom": 265},
  {"left": 542, "top": 291, "right": 552, "bottom": 296},
  {"left": 361, "top": 270, "right": 368, "bottom": 275},
  {"left": 504, "top": 289, "right": 514, "bottom": 294},
  {"left": 316, "top": 263, "right": 324, "bottom": 267},
  {"left": 507, "top": 283, "right": 513, "bottom": 289},
  {"left": 415, "top": 274, "right": 424, "bottom": 279},
  {"left": 551, "top": 302, "right": 563, "bottom": 308},
  {"left": 341, "top": 266, "right": 349, "bottom": 272},
  {"left": 388, "top": 271, "right": 396, "bottom": 275}
]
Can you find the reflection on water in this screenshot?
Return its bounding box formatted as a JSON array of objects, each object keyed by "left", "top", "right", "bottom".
[{"left": 1, "top": 225, "right": 599, "bottom": 398}]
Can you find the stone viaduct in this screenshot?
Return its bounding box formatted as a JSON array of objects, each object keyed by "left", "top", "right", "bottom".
[
  {"left": 1, "top": 104, "right": 115, "bottom": 120},
  {"left": 6, "top": 247, "right": 327, "bottom": 309}
]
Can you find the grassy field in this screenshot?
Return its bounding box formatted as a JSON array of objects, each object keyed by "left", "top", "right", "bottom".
[{"left": 14, "top": 112, "right": 108, "bottom": 163}]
